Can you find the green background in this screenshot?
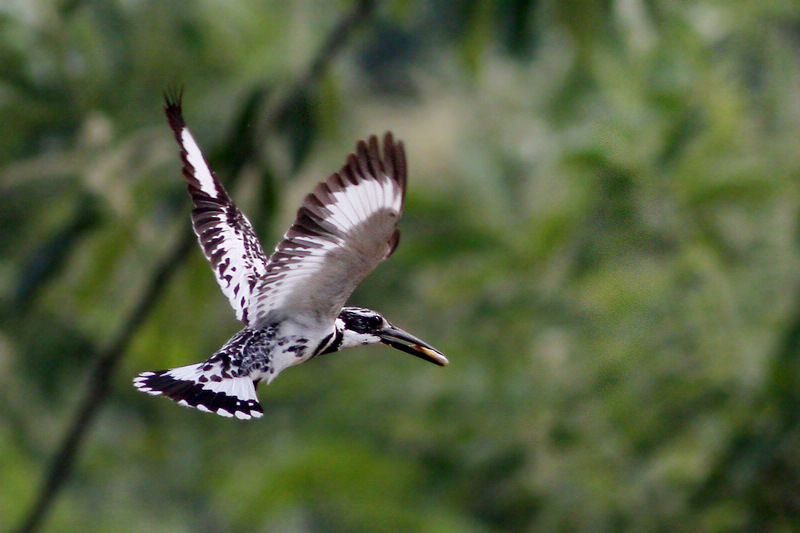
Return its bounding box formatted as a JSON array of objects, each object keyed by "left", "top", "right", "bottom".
[{"left": 3, "top": 1, "right": 800, "bottom": 531}]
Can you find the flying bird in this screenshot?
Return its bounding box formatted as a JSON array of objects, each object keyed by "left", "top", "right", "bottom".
[{"left": 133, "top": 91, "right": 448, "bottom": 420}]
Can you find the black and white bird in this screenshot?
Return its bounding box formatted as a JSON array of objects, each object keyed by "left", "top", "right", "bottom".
[{"left": 133, "top": 92, "right": 448, "bottom": 420}]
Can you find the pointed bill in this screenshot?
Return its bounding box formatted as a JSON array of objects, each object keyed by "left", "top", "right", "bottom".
[{"left": 378, "top": 324, "right": 449, "bottom": 366}]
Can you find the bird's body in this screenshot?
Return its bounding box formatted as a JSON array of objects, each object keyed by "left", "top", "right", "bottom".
[{"left": 134, "top": 91, "right": 447, "bottom": 420}]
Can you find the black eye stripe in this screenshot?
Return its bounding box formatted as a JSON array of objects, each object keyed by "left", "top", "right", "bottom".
[{"left": 342, "top": 310, "right": 382, "bottom": 332}]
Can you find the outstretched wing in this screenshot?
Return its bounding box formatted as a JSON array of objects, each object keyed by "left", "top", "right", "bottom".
[
  {"left": 249, "top": 133, "right": 407, "bottom": 326},
  {"left": 164, "top": 90, "right": 269, "bottom": 325}
]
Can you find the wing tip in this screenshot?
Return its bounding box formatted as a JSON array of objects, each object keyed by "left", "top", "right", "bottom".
[
  {"left": 382, "top": 131, "right": 407, "bottom": 198},
  {"left": 163, "top": 85, "right": 186, "bottom": 131},
  {"left": 323, "top": 131, "right": 407, "bottom": 196},
  {"left": 295, "top": 131, "right": 408, "bottom": 228}
]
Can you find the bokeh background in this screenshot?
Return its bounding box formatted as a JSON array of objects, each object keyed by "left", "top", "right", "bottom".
[{"left": 3, "top": 1, "right": 800, "bottom": 531}]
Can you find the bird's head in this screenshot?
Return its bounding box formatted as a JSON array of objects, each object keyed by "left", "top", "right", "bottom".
[{"left": 336, "top": 307, "right": 449, "bottom": 366}]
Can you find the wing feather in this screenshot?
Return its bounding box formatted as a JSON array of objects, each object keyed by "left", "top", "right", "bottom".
[
  {"left": 164, "top": 90, "right": 269, "bottom": 325},
  {"left": 250, "top": 133, "right": 407, "bottom": 326}
]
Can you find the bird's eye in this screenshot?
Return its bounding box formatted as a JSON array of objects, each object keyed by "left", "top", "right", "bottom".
[{"left": 365, "top": 315, "right": 382, "bottom": 329}]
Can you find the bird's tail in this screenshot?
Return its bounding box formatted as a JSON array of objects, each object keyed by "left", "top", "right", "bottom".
[{"left": 133, "top": 362, "right": 263, "bottom": 420}]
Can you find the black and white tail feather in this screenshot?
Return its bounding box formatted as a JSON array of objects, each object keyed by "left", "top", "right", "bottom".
[
  {"left": 133, "top": 90, "right": 447, "bottom": 420},
  {"left": 135, "top": 364, "right": 262, "bottom": 420}
]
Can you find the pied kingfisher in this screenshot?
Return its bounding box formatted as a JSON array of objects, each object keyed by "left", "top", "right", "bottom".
[{"left": 133, "top": 91, "right": 448, "bottom": 420}]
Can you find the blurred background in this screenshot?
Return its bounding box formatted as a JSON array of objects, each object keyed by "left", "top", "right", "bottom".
[{"left": 3, "top": 1, "right": 800, "bottom": 531}]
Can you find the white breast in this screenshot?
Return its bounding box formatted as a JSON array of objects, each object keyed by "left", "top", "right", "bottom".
[{"left": 261, "top": 319, "right": 335, "bottom": 383}]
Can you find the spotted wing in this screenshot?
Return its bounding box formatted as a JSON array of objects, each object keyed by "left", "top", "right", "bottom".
[
  {"left": 164, "top": 91, "right": 268, "bottom": 325},
  {"left": 249, "top": 133, "right": 407, "bottom": 326}
]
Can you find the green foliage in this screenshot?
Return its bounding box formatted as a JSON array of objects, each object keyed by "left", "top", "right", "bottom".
[{"left": 3, "top": 1, "right": 800, "bottom": 531}]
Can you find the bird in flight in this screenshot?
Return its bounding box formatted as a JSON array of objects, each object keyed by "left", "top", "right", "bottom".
[{"left": 133, "top": 91, "right": 448, "bottom": 420}]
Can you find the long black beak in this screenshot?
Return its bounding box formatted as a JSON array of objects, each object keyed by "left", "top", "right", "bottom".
[{"left": 379, "top": 324, "right": 449, "bottom": 366}]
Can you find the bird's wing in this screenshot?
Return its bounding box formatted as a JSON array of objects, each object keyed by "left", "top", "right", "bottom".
[
  {"left": 164, "top": 91, "right": 269, "bottom": 325},
  {"left": 249, "top": 133, "right": 407, "bottom": 326}
]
